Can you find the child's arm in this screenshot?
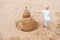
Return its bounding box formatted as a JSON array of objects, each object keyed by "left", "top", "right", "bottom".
[
  {"left": 33, "top": 11, "right": 42, "bottom": 14},
  {"left": 32, "top": 11, "right": 42, "bottom": 17}
]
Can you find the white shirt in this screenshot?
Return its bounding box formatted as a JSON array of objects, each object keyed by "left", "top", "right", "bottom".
[{"left": 42, "top": 10, "right": 50, "bottom": 20}]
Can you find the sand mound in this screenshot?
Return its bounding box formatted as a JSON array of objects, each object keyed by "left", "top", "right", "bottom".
[{"left": 16, "top": 9, "right": 39, "bottom": 32}]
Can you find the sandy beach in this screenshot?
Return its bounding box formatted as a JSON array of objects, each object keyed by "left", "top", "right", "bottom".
[{"left": 0, "top": 0, "right": 60, "bottom": 40}]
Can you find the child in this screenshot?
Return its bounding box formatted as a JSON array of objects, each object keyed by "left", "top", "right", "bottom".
[
  {"left": 36, "top": 5, "right": 50, "bottom": 29},
  {"left": 42, "top": 5, "right": 50, "bottom": 29}
]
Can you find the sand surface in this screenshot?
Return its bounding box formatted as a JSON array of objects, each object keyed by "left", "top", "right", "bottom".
[{"left": 0, "top": 0, "right": 60, "bottom": 40}]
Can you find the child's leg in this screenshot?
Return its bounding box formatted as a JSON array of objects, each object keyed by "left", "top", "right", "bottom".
[{"left": 44, "top": 20, "right": 50, "bottom": 28}]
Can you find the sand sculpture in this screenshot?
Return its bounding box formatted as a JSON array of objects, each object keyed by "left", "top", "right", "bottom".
[{"left": 16, "top": 7, "right": 39, "bottom": 32}]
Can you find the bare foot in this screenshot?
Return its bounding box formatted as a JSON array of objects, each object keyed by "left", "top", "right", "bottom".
[{"left": 44, "top": 26, "right": 48, "bottom": 29}]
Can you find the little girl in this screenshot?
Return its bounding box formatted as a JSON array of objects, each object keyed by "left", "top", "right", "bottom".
[
  {"left": 36, "top": 5, "right": 50, "bottom": 29},
  {"left": 42, "top": 5, "right": 50, "bottom": 29}
]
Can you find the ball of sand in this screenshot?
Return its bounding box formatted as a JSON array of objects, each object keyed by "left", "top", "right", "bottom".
[{"left": 23, "top": 10, "right": 31, "bottom": 18}]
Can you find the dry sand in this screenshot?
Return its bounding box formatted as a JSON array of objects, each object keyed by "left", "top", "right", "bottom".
[{"left": 0, "top": 0, "right": 60, "bottom": 40}]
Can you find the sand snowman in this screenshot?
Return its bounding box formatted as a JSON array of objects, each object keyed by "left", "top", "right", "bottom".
[{"left": 16, "top": 7, "right": 39, "bottom": 32}]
